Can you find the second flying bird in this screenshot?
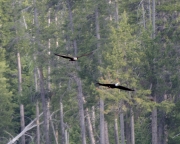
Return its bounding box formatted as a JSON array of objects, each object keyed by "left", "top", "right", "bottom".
[{"left": 54, "top": 51, "right": 93, "bottom": 61}]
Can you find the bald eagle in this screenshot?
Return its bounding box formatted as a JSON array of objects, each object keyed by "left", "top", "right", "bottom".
[
  {"left": 54, "top": 51, "right": 93, "bottom": 61},
  {"left": 97, "top": 82, "right": 134, "bottom": 91}
]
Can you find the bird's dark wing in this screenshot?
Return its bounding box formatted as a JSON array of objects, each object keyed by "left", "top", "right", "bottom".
[
  {"left": 96, "top": 82, "right": 115, "bottom": 88},
  {"left": 116, "top": 85, "right": 134, "bottom": 91},
  {"left": 77, "top": 51, "right": 93, "bottom": 58},
  {"left": 54, "top": 53, "right": 73, "bottom": 60}
]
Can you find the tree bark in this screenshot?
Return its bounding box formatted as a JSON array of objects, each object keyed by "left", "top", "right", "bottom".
[
  {"left": 67, "top": 0, "right": 77, "bottom": 56},
  {"left": 142, "top": 2, "right": 146, "bottom": 28},
  {"left": 50, "top": 115, "right": 58, "bottom": 144},
  {"left": 86, "top": 108, "right": 95, "bottom": 144},
  {"left": 125, "top": 114, "right": 131, "bottom": 144},
  {"left": 65, "top": 129, "right": 67, "bottom": 144},
  {"left": 36, "top": 101, "right": 40, "bottom": 144},
  {"left": 20, "top": 104, "right": 25, "bottom": 144},
  {"left": 149, "top": 0, "right": 152, "bottom": 23},
  {"left": 95, "top": 6, "right": 102, "bottom": 65},
  {"left": 48, "top": 9, "right": 51, "bottom": 90},
  {"left": 74, "top": 76, "right": 86, "bottom": 144},
  {"left": 152, "top": 106, "right": 157, "bottom": 144},
  {"left": 114, "top": 118, "right": 119, "bottom": 144},
  {"left": 39, "top": 68, "right": 50, "bottom": 144},
  {"left": 152, "top": 1, "right": 157, "bottom": 144},
  {"left": 17, "top": 52, "right": 22, "bottom": 93},
  {"left": 152, "top": 0, "right": 156, "bottom": 38},
  {"left": 91, "top": 106, "right": 96, "bottom": 133},
  {"left": 130, "top": 108, "right": 135, "bottom": 144},
  {"left": 104, "top": 121, "right": 110, "bottom": 144},
  {"left": 119, "top": 101, "right": 125, "bottom": 144},
  {"left": 100, "top": 99, "right": 105, "bottom": 144},
  {"left": 60, "top": 102, "right": 65, "bottom": 144},
  {"left": 17, "top": 52, "right": 25, "bottom": 144}
]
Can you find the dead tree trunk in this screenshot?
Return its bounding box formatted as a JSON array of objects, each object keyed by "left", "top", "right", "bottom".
[
  {"left": 114, "top": 118, "right": 119, "bottom": 144},
  {"left": 130, "top": 108, "right": 135, "bottom": 144},
  {"left": 60, "top": 101, "right": 65, "bottom": 144},
  {"left": 119, "top": 101, "right": 125, "bottom": 144},
  {"left": 17, "top": 52, "right": 25, "bottom": 144},
  {"left": 91, "top": 106, "right": 96, "bottom": 133},
  {"left": 20, "top": 104, "right": 25, "bottom": 144},
  {"left": 152, "top": 0, "right": 157, "bottom": 144},
  {"left": 100, "top": 99, "right": 105, "bottom": 144},
  {"left": 149, "top": 0, "right": 152, "bottom": 23},
  {"left": 152, "top": 106, "right": 157, "bottom": 144},
  {"left": 17, "top": 52, "right": 22, "bottom": 93},
  {"left": 142, "top": 1, "right": 146, "bottom": 28},
  {"left": 33, "top": 0, "right": 50, "bottom": 142},
  {"left": 36, "top": 101, "right": 40, "bottom": 144},
  {"left": 86, "top": 108, "right": 95, "bottom": 144},
  {"left": 39, "top": 68, "right": 50, "bottom": 144},
  {"left": 104, "top": 121, "right": 110, "bottom": 144},
  {"left": 67, "top": 0, "right": 77, "bottom": 56},
  {"left": 73, "top": 76, "right": 86, "bottom": 144}
]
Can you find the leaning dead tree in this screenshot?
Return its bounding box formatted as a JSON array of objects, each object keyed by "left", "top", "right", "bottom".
[{"left": 7, "top": 113, "right": 43, "bottom": 144}]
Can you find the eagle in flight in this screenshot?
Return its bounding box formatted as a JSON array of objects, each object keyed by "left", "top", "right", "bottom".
[
  {"left": 96, "top": 82, "right": 134, "bottom": 91},
  {"left": 54, "top": 52, "right": 93, "bottom": 61}
]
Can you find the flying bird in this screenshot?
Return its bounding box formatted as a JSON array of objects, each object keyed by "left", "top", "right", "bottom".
[
  {"left": 54, "top": 52, "right": 93, "bottom": 61},
  {"left": 96, "top": 82, "right": 134, "bottom": 91}
]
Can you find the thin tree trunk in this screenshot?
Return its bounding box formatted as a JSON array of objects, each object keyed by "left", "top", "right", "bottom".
[
  {"left": 86, "top": 108, "right": 95, "bottom": 144},
  {"left": 125, "top": 114, "right": 131, "bottom": 144},
  {"left": 152, "top": 0, "right": 157, "bottom": 144},
  {"left": 48, "top": 9, "right": 51, "bottom": 90},
  {"left": 95, "top": 6, "right": 102, "bottom": 65},
  {"left": 100, "top": 99, "right": 105, "bottom": 144},
  {"left": 39, "top": 68, "right": 50, "bottom": 144},
  {"left": 36, "top": 101, "right": 40, "bottom": 144},
  {"left": 50, "top": 115, "right": 58, "bottom": 144},
  {"left": 152, "top": 0, "right": 156, "bottom": 38},
  {"left": 114, "top": 118, "right": 119, "bottom": 144},
  {"left": 22, "top": 14, "right": 27, "bottom": 29},
  {"left": 91, "top": 106, "right": 96, "bottom": 133},
  {"left": 152, "top": 106, "right": 157, "bottom": 144},
  {"left": 119, "top": 101, "right": 125, "bottom": 144},
  {"left": 115, "top": 0, "right": 119, "bottom": 23},
  {"left": 17, "top": 52, "right": 25, "bottom": 144},
  {"left": 20, "top": 104, "right": 25, "bottom": 144},
  {"left": 74, "top": 77, "right": 86, "bottom": 144},
  {"left": 47, "top": 9, "right": 51, "bottom": 137},
  {"left": 104, "top": 121, "right": 110, "bottom": 144},
  {"left": 142, "top": 2, "right": 146, "bottom": 28},
  {"left": 65, "top": 129, "right": 69, "bottom": 144},
  {"left": 67, "top": 0, "right": 77, "bottom": 56},
  {"left": 60, "top": 102, "right": 65, "bottom": 144},
  {"left": 17, "top": 52, "right": 22, "bottom": 93},
  {"left": 149, "top": 0, "right": 152, "bottom": 23},
  {"left": 33, "top": 0, "right": 50, "bottom": 142},
  {"left": 130, "top": 108, "right": 135, "bottom": 144},
  {"left": 34, "top": 66, "right": 39, "bottom": 92},
  {"left": 55, "top": 125, "right": 59, "bottom": 144}
]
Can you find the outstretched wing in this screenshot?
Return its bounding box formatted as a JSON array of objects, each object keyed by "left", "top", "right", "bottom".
[
  {"left": 54, "top": 53, "right": 73, "bottom": 60},
  {"left": 96, "top": 82, "right": 115, "bottom": 88},
  {"left": 77, "top": 51, "right": 93, "bottom": 59},
  {"left": 116, "top": 85, "right": 134, "bottom": 91}
]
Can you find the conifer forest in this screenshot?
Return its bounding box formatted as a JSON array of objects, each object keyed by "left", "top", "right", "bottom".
[{"left": 1, "top": 0, "right": 180, "bottom": 143}]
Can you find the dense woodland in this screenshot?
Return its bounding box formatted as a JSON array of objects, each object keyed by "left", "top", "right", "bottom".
[{"left": 1, "top": 0, "right": 180, "bottom": 144}]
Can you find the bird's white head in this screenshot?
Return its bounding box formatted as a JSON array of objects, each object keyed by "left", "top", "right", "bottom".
[
  {"left": 115, "top": 82, "right": 120, "bottom": 86},
  {"left": 73, "top": 57, "right": 78, "bottom": 60}
]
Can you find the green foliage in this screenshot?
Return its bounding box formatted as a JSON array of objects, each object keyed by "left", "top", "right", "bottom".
[{"left": 0, "top": 48, "right": 15, "bottom": 136}]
